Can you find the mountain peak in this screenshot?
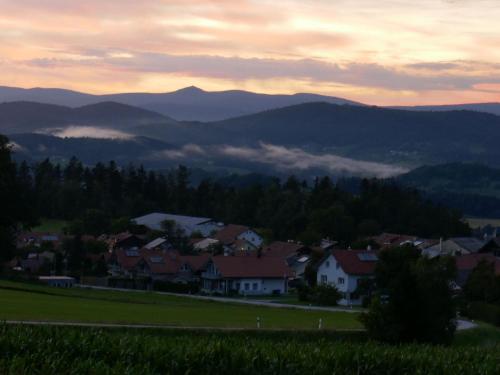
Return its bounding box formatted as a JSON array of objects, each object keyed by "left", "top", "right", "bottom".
[{"left": 173, "top": 86, "right": 205, "bottom": 94}]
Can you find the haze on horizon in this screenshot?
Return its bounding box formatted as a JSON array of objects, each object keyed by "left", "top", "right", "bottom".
[{"left": 0, "top": 0, "right": 499, "bottom": 106}]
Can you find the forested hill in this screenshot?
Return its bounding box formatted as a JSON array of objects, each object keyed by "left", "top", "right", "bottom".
[
  {"left": 210, "top": 103, "right": 500, "bottom": 165},
  {"left": 0, "top": 101, "right": 170, "bottom": 133},
  {"left": 397, "top": 163, "right": 500, "bottom": 218}
]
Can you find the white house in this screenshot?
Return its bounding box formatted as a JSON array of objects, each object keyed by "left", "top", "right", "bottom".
[
  {"left": 214, "top": 224, "right": 263, "bottom": 250},
  {"left": 132, "top": 212, "right": 221, "bottom": 237},
  {"left": 316, "top": 249, "right": 377, "bottom": 306},
  {"left": 201, "top": 255, "right": 292, "bottom": 295}
]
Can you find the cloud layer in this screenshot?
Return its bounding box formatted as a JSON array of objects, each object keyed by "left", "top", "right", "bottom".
[{"left": 1, "top": 0, "right": 500, "bottom": 105}]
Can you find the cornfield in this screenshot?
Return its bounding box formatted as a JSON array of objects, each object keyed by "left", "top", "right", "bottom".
[{"left": 0, "top": 324, "right": 498, "bottom": 374}]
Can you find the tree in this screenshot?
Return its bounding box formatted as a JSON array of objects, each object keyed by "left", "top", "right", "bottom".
[
  {"left": 361, "top": 246, "right": 457, "bottom": 344},
  {"left": 464, "top": 260, "right": 500, "bottom": 303},
  {"left": 0, "top": 135, "right": 36, "bottom": 262}
]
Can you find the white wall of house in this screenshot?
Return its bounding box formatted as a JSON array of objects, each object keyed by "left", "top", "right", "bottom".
[
  {"left": 237, "top": 230, "right": 263, "bottom": 248},
  {"left": 316, "top": 254, "right": 366, "bottom": 306},
  {"left": 233, "top": 278, "right": 286, "bottom": 295}
]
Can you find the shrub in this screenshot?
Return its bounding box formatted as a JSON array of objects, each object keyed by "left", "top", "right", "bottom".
[
  {"left": 153, "top": 280, "right": 199, "bottom": 294},
  {"left": 467, "top": 301, "right": 500, "bottom": 327},
  {"left": 297, "top": 284, "right": 341, "bottom": 306}
]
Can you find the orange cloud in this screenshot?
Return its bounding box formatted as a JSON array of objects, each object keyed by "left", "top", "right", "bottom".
[{"left": 0, "top": 0, "right": 499, "bottom": 105}]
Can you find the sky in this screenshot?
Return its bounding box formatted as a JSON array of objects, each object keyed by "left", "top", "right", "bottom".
[{"left": 0, "top": 0, "right": 499, "bottom": 105}]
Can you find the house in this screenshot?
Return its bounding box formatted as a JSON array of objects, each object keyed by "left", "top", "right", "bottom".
[
  {"left": 132, "top": 212, "right": 221, "bottom": 237},
  {"left": 191, "top": 238, "right": 220, "bottom": 252},
  {"left": 39, "top": 276, "right": 75, "bottom": 288},
  {"left": 134, "top": 249, "right": 184, "bottom": 281},
  {"left": 423, "top": 237, "right": 489, "bottom": 258},
  {"left": 371, "top": 233, "right": 436, "bottom": 250},
  {"left": 263, "top": 241, "right": 307, "bottom": 258},
  {"left": 201, "top": 255, "right": 293, "bottom": 295},
  {"left": 316, "top": 249, "right": 378, "bottom": 306},
  {"left": 108, "top": 232, "right": 144, "bottom": 251},
  {"left": 108, "top": 248, "right": 143, "bottom": 277},
  {"left": 178, "top": 253, "right": 211, "bottom": 281},
  {"left": 143, "top": 237, "right": 170, "bottom": 251},
  {"left": 17, "top": 232, "right": 63, "bottom": 250},
  {"left": 455, "top": 253, "right": 500, "bottom": 286},
  {"left": 214, "top": 224, "right": 263, "bottom": 250}
]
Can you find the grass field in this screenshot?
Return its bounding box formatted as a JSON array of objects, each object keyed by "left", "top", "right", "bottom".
[
  {"left": 0, "top": 280, "right": 361, "bottom": 330},
  {"left": 31, "top": 219, "right": 67, "bottom": 233}
]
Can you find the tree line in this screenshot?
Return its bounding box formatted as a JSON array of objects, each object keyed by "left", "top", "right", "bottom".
[{"left": 1, "top": 135, "right": 470, "bottom": 260}]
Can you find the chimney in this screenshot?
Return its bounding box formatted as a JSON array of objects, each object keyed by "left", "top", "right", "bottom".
[
  {"left": 439, "top": 238, "right": 443, "bottom": 253},
  {"left": 367, "top": 245, "right": 372, "bottom": 251}
]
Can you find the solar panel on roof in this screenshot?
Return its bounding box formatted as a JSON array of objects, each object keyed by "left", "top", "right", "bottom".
[
  {"left": 149, "top": 256, "right": 164, "bottom": 263},
  {"left": 358, "top": 253, "right": 378, "bottom": 261},
  {"left": 125, "top": 250, "right": 139, "bottom": 257}
]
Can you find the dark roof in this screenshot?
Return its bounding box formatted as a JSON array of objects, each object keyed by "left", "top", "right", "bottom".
[
  {"left": 141, "top": 249, "right": 182, "bottom": 274},
  {"left": 456, "top": 253, "right": 500, "bottom": 274},
  {"left": 214, "top": 224, "right": 250, "bottom": 245},
  {"left": 211, "top": 255, "right": 293, "bottom": 278},
  {"left": 450, "top": 237, "right": 487, "bottom": 253},
  {"left": 331, "top": 249, "right": 378, "bottom": 276},
  {"left": 263, "top": 241, "right": 305, "bottom": 258},
  {"left": 180, "top": 254, "right": 211, "bottom": 272}
]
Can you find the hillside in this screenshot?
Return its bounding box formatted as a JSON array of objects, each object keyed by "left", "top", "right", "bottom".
[
  {"left": 210, "top": 103, "right": 500, "bottom": 166},
  {"left": 394, "top": 103, "right": 500, "bottom": 116},
  {"left": 0, "top": 101, "right": 172, "bottom": 134},
  {"left": 398, "top": 163, "right": 500, "bottom": 218}
]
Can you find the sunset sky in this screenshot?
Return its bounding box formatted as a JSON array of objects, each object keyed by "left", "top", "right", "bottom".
[{"left": 1, "top": 0, "right": 499, "bottom": 105}]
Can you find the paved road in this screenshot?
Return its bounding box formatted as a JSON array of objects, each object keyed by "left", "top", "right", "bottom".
[
  {"left": 76, "top": 284, "right": 362, "bottom": 313},
  {"left": 3, "top": 319, "right": 477, "bottom": 331}
]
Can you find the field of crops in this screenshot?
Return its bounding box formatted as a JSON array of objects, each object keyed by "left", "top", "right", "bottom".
[
  {"left": 0, "top": 324, "right": 499, "bottom": 375},
  {"left": 0, "top": 280, "right": 360, "bottom": 330}
]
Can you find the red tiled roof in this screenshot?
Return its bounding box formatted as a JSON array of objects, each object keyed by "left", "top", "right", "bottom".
[
  {"left": 141, "top": 249, "right": 182, "bottom": 274},
  {"left": 332, "top": 249, "right": 377, "bottom": 276},
  {"left": 211, "top": 255, "right": 293, "bottom": 278},
  {"left": 263, "top": 241, "right": 305, "bottom": 258},
  {"left": 113, "top": 249, "right": 142, "bottom": 271},
  {"left": 456, "top": 253, "right": 500, "bottom": 274},
  {"left": 214, "top": 224, "right": 250, "bottom": 245},
  {"left": 180, "top": 253, "right": 211, "bottom": 272}
]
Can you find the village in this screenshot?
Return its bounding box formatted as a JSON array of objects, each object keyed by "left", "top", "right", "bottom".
[{"left": 7, "top": 211, "right": 500, "bottom": 307}]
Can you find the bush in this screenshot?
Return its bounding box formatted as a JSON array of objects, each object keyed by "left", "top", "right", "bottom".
[
  {"left": 153, "top": 280, "right": 199, "bottom": 294},
  {"left": 297, "top": 284, "right": 341, "bottom": 306},
  {"left": 466, "top": 301, "right": 500, "bottom": 326}
]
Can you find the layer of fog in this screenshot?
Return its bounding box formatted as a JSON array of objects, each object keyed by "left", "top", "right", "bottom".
[
  {"left": 151, "top": 142, "right": 408, "bottom": 178},
  {"left": 40, "top": 126, "right": 133, "bottom": 140}
]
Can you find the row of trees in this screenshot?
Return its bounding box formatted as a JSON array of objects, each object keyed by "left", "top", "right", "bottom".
[{"left": 17, "top": 156, "right": 469, "bottom": 237}]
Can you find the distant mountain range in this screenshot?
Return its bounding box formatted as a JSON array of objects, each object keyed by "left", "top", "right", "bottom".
[
  {"left": 3, "top": 85, "right": 500, "bottom": 178},
  {"left": 2, "top": 85, "right": 500, "bottom": 121},
  {"left": 0, "top": 85, "right": 362, "bottom": 121},
  {"left": 4, "top": 100, "right": 500, "bottom": 177}
]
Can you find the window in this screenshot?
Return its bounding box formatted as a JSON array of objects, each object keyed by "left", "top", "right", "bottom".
[
  {"left": 252, "top": 283, "right": 258, "bottom": 291},
  {"left": 337, "top": 277, "right": 345, "bottom": 285},
  {"left": 244, "top": 283, "right": 250, "bottom": 291},
  {"left": 236, "top": 283, "right": 240, "bottom": 290},
  {"left": 325, "top": 261, "right": 330, "bottom": 268},
  {"left": 320, "top": 275, "right": 328, "bottom": 284}
]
